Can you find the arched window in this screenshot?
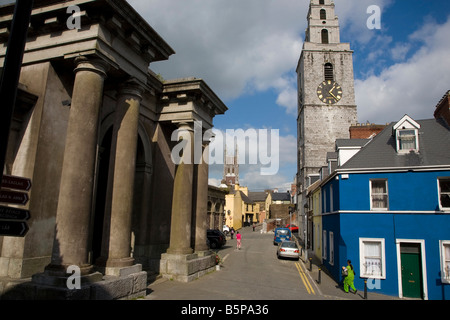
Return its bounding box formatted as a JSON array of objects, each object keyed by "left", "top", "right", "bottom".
[
  {"left": 321, "top": 29, "right": 329, "bottom": 44},
  {"left": 324, "top": 63, "right": 334, "bottom": 81},
  {"left": 320, "top": 9, "right": 327, "bottom": 20}
]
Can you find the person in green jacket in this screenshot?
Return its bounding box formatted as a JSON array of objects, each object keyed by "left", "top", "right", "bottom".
[{"left": 343, "top": 260, "right": 357, "bottom": 294}]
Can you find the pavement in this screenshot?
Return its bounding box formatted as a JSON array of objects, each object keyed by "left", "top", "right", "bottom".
[
  {"left": 143, "top": 226, "right": 400, "bottom": 301},
  {"left": 293, "top": 236, "right": 401, "bottom": 300}
]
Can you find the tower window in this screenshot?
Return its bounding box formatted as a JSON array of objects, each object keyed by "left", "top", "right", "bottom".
[
  {"left": 324, "top": 63, "right": 334, "bottom": 81},
  {"left": 321, "top": 29, "right": 329, "bottom": 44},
  {"left": 319, "top": 0, "right": 325, "bottom": 4},
  {"left": 320, "top": 9, "right": 327, "bottom": 20}
]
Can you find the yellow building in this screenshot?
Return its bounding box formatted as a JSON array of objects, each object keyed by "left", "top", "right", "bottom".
[{"left": 224, "top": 184, "right": 257, "bottom": 230}]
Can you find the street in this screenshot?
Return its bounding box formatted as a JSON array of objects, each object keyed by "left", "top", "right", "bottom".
[{"left": 145, "top": 226, "right": 323, "bottom": 300}]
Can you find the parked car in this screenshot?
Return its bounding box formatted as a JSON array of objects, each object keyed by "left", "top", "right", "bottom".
[
  {"left": 285, "top": 224, "right": 299, "bottom": 233},
  {"left": 222, "top": 225, "right": 230, "bottom": 235},
  {"left": 273, "top": 227, "right": 292, "bottom": 245},
  {"left": 207, "top": 229, "right": 226, "bottom": 249},
  {"left": 276, "top": 241, "right": 300, "bottom": 260}
]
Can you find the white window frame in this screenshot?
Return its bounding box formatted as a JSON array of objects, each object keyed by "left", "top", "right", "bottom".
[
  {"left": 322, "top": 230, "right": 327, "bottom": 260},
  {"left": 438, "top": 178, "right": 450, "bottom": 211},
  {"left": 396, "top": 239, "right": 428, "bottom": 300},
  {"left": 359, "top": 238, "right": 386, "bottom": 280},
  {"left": 329, "top": 231, "right": 334, "bottom": 266},
  {"left": 330, "top": 184, "right": 334, "bottom": 213},
  {"left": 440, "top": 240, "right": 450, "bottom": 284},
  {"left": 396, "top": 129, "right": 419, "bottom": 153},
  {"left": 370, "top": 179, "right": 389, "bottom": 211}
]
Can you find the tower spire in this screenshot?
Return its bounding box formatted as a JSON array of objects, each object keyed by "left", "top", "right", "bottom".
[{"left": 306, "top": 0, "right": 341, "bottom": 44}]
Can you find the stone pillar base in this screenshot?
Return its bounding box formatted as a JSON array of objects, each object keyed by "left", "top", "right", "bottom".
[
  {"left": 159, "top": 252, "right": 216, "bottom": 283},
  {"left": 0, "top": 267, "right": 147, "bottom": 300}
]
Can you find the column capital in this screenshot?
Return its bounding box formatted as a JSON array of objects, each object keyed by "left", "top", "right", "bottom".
[
  {"left": 174, "top": 121, "right": 195, "bottom": 132},
  {"left": 74, "top": 56, "right": 110, "bottom": 78}
]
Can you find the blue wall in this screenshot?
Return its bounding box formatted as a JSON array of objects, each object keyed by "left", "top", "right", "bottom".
[{"left": 338, "top": 171, "right": 446, "bottom": 212}]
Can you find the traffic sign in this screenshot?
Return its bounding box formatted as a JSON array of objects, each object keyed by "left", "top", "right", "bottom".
[
  {"left": 1, "top": 175, "right": 32, "bottom": 191},
  {"left": 0, "top": 190, "right": 29, "bottom": 205},
  {"left": 0, "top": 205, "right": 30, "bottom": 220},
  {"left": 0, "top": 221, "right": 29, "bottom": 237}
]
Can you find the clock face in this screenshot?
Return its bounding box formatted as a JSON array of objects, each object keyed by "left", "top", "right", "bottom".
[{"left": 317, "top": 80, "right": 343, "bottom": 105}]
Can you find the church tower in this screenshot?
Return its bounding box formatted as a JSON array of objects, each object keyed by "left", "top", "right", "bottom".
[
  {"left": 222, "top": 145, "right": 239, "bottom": 187},
  {"left": 297, "top": 0, "right": 358, "bottom": 199}
]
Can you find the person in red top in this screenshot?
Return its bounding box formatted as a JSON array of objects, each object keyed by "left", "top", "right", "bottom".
[{"left": 236, "top": 231, "right": 242, "bottom": 250}]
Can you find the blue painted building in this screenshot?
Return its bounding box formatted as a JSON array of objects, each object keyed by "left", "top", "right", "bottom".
[{"left": 318, "top": 115, "right": 450, "bottom": 300}]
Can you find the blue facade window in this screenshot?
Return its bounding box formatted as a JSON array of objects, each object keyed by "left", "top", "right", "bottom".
[
  {"left": 439, "top": 178, "right": 450, "bottom": 210},
  {"left": 370, "top": 179, "right": 389, "bottom": 210}
]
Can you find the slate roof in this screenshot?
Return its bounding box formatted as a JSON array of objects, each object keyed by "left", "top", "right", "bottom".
[
  {"left": 335, "top": 139, "right": 369, "bottom": 148},
  {"left": 271, "top": 192, "right": 291, "bottom": 202},
  {"left": 248, "top": 192, "right": 268, "bottom": 202},
  {"left": 340, "top": 118, "right": 450, "bottom": 170}
]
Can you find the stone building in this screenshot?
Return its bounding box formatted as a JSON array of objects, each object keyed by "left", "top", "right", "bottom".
[{"left": 0, "top": 0, "right": 227, "bottom": 299}]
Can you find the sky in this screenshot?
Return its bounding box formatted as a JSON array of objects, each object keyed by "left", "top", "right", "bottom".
[{"left": 3, "top": 0, "right": 450, "bottom": 192}]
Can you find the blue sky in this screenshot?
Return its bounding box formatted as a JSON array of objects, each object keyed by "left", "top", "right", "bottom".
[{"left": 3, "top": 0, "right": 450, "bottom": 192}]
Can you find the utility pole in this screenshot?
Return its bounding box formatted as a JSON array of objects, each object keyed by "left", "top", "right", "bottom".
[{"left": 0, "top": 0, "right": 34, "bottom": 182}]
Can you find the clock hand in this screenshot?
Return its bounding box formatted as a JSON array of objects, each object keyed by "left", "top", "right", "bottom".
[{"left": 329, "top": 89, "right": 337, "bottom": 100}]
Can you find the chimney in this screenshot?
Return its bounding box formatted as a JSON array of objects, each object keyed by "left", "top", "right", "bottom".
[{"left": 434, "top": 90, "right": 450, "bottom": 126}]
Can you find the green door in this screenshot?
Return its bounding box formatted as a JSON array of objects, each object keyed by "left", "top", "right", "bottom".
[{"left": 400, "top": 243, "right": 423, "bottom": 299}]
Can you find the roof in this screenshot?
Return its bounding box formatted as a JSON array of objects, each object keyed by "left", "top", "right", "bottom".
[
  {"left": 248, "top": 192, "right": 268, "bottom": 202},
  {"left": 340, "top": 118, "right": 450, "bottom": 170},
  {"left": 271, "top": 192, "right": 291, "bottom": 202},
  {"left": 336, "top": 139, "right": 369, "bottom": 148},
  {"left": 239, "top": 191, "right": 254, "bottom": 204}
]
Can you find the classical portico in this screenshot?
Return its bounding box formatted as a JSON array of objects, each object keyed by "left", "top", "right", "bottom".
[
  {"left": 159, "top": 79, "right": 227, "bottom": 282},
  {"left": 0, "top": 0, "right": 227, "bottom": 299}
]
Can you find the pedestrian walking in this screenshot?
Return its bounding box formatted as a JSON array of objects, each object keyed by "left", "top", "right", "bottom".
[
  {"left": 252, "top": 223, "right": 256, "bottom": 232},
  {"left": 230, "top": 227, "right": 235, "bottom": 239},
  {"left": 342, "top": 260, "right": 357, "bottom": 294},
  {"left": 236, "top": 231, "right": 241, "bottom": 250}
]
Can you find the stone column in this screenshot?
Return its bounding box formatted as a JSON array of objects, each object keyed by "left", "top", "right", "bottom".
[
  {"left": 98, "top": 80, "right": 144, "bottom": 275},
  {"left": 47, "top": 56, "right": 108, "bottom": 276},
  {"left": 166, "top": 122, "right": 194, "bottom": 255},
  {"left": 194, "top": 141, "right": 210, "bottom": 253}
]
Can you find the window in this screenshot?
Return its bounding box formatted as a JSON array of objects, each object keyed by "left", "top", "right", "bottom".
[
  {"left": 321, "top": 29, "right": 329, "bottom": 44},
  {"left": 322, "top": 230, "right": 327, "bottom": 260},
  {"left": 330, "top": 184, "right": 333, "bottom": 212},
  {"left": 324, "top": 63, "right": 334, "bottom": 81},
  {"left": 440, "top": 241, "right": 450, "bottom": 284},
  {"left": 393, "top": 115, "right": 421, "bottom": 153},
  {"left": 360, "top": 238, "right": 386, "bottom": 279},
  {"left": 397, "top": 129, "right": 418, "bottom": 152},
  {"left": 439, "top": 179, "right": 450, "bottom": 210},
  {"left": 319, "top": 0, "right": 325, "bottom": 4},
  {"left": 320, "top": 9, "right": 327, "bottom": 20},
  {"left": 370, "top": 179, "right": 389, "bottom": 210}
]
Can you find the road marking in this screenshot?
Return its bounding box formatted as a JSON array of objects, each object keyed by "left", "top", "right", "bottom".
[
  {"left": 295, "top": 262, "right": 315, "bottom": 295},
  {"left": 222, "top": 254, "right": 230, "bottom": 262}
]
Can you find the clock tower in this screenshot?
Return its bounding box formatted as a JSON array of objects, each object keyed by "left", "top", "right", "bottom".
[{"left": 297, "top": 0, "right": 358, "bottom": 201}]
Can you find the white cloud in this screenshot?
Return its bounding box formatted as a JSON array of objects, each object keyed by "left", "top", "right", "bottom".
[
  {"left": 129, "top": 0, "right": 305, "bottom": 105},
  {"left": 356, "top": 16, "right": 450, "bottom": 124}
]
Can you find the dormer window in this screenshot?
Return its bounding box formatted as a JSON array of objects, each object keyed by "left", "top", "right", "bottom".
[
  {"left": 393, "top": 115, "right": 421, "bottom": 153},
  {"left": 398, "top": 129, "right": 418, "bottom": 151}
]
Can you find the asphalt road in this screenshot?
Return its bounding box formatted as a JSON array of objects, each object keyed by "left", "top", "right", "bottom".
[{"left": 145, "top": 226, "right": 323, "bottom": 300}]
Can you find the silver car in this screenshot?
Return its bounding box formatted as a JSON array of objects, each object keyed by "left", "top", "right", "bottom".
[{"left": 276, "top": 241, "right": 300, "bottom": 260}]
